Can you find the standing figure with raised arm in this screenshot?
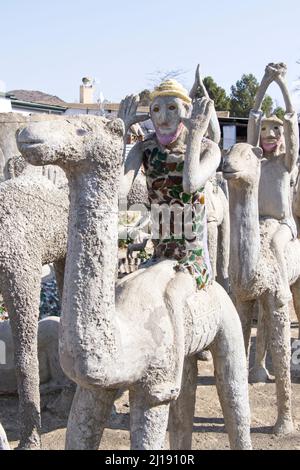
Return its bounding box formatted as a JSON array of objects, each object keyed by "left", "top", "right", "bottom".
[
  {"left": 119, "top": 70, "right": 221, "bottom": 289},
  {"left": 248, "top": 63, "right": 299, "bottom": 307}
]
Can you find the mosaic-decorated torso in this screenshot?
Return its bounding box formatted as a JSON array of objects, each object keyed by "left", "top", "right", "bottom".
[{"left": 142, "top": 134, "right": 211, "bottom": 289}]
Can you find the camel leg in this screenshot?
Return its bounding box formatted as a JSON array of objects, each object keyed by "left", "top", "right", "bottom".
[
  {"left": 235, "top": 299, "right": 255, "bottom": 360},
  {"left": 216, "top": 196, "right": 230, "bottom": 293},
  {"left": 168, "top": 355, "right": 198, "bottom": 450},
  {"left": 210, "top": 296, "right": 252, "bottom": 449},
  {"left": 249, "top": 300, "right": 270, "bottom": 383},
  {"left": 130, "top": 386, "right": 170, "bottom": 450},
  {"left": 291, "top": 278, "right": 300, "bottom": 339},
  {"left": 0, "top": 263, "right": 42, "bottom": 449},
  {"left": 262, "top": 294, "right": 294, "bottom": 435},
  {"left": 65, "top": 385, "right": 118, "bottom": 449}
]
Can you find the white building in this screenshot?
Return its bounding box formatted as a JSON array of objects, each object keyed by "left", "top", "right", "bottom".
[{"left": 0, "top": 92, "right": 12, "bottom": 113}]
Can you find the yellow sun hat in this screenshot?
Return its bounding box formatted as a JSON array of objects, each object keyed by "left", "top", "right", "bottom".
[
  {"left": 261, "top": 115, "right": 283, "bottom": 126},
  {"left": 150, "top": 79, "right": 192, "bottom": 105}
]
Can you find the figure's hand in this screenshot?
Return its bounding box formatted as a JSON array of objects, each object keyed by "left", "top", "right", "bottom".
[
  {"left": 273, "top": 62, "right": 287, "bottom": 84},
  {"left": 189, "top": 64, "right": 208, "bottom": 101},
  {"left": 263, "top": 62, "right": 287, "bottom": 84},
  {"left": 118, "top": 94, "right": 149, "bottom": 134},
  {"left": 182, "top": 97, "right": 214, "bottom": 134}
]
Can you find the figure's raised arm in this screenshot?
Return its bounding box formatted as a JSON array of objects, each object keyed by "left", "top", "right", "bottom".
[
  {"left": 190, "top": 65, "right": 221, "bottom": 144},
  {"left": 247, "top": 63, "right": 278, "bottom": 145},
  {"left": 118, "top": 95, "right": 148, "bottom": 199},
  {"left": 275, "top": 67, "right": 299, "bottom": 172},
  {"left": 119, "top": 141, "right": 144, "bottom": 200},
  {"left": 182, "top": 97, "right": 221, "bottom": 193},
  {"left": 118, "top": 95, "right": 149, "bottom": 136}
]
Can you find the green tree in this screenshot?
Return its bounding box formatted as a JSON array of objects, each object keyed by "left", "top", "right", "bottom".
[
  {"left": 230, "top": 73, "right": 273, "bottom": 117},
  {"left": 273, "top": 106, "right": 285, "bottom": 121},
  {"left": 261, "top": 95, "right": 273, "bottom": 117},
  {"left": 202, "top": 76, "right": 231, "bottom": 111}
]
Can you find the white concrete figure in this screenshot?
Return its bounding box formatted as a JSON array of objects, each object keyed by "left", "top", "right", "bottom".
[
  {"left": 223, "top": 142, "right": 300, "bottom": 435},
  {"left": 247, "top": 63, "right": 300, "bottom": 384},
  {"left": 248, "top": 63, "right": 299, "bottom": 308},
  {"left": 18, "top": 97, "right": 251, "bottom": 449}
]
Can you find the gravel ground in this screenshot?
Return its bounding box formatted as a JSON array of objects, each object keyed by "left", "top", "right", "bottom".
[{"left": 1, "top": 321, "right": 299, "bottom": 451}]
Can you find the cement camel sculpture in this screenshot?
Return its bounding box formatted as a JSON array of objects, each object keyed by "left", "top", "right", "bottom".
[
  {"left": 0, "top": 125, "right": 146, "bottom": 449},
  {"left": 0, "top": 163, "right": 69, "bottom": 448},
  {"left": 223, "top": 142, "right": 300, "bottom": 435},
  {"left": 0, "top": 316, "right": 70, "bottom": 395},
  {"left": 18, "top": 115, "right": 251, "bottom": 450}
]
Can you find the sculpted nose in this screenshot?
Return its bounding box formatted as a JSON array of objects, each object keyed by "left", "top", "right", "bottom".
[
  {"left": 16, "top": 127, "right": 24, "bottom": 141},
  {"left": 221, "top": 157, "right": 227, "bottom": 171},
  {"left": 157, "top": 109, "right": 167, "bottom": 125},
  {"left": 16, "top": 127, "right": 30, "bottom": 145},
  {"left": 269, "top": 128, "right": 275, "bottom": 137},
  {"left": 222, "top": 156, "right": 229, "bottom": 172}
]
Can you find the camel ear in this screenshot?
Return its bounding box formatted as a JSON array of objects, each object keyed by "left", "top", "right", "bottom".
[
  {"left": 106, "top": 118, "right": 125, "bottom": 138},
  {"left": 252, "top": 146, "right": 263, "bottom": 159}
]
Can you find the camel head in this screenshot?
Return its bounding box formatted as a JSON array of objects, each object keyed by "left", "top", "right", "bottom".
[
  {"left": 17, "top": 115, "right": 125, "bottom": 173},
  {"left": 222, "top": 143, "right": 263, "bottom": 185}
]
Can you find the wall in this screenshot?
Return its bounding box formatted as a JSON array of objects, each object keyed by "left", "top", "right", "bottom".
[{"left": 0, "top": 95, "right": 12, "bottom": 113}]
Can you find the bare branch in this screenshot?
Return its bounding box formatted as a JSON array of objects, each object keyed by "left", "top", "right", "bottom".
[{"left": 147, "top": 68, "right": 188, "bottom": 87}]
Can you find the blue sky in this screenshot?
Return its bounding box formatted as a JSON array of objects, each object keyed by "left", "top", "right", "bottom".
[{"left": 1, "top": 0, "right": 300, "bottom": 109}]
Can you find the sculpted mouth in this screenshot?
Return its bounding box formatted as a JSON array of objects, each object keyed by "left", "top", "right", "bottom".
[
  {"left": 18, "top": 140, "right": 44, "bottom": 145},
  {"left": 157, "top": 127, "right": 174, "bottom": 134},
  {"left": 223, "top": 170, "right": 242, "bottom": 179},
  {"left": 18, "top": 140, "right": 44, "bottom": 151}
]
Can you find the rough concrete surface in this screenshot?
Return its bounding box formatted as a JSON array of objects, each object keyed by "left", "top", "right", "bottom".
[
  {"left": 17, "top": 115, "right": 251, "bottom": 450},
  {"left": 1, "top": 313, "right": 299, "bottom": 450}
]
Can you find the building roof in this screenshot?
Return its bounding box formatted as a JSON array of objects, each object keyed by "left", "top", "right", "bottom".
[
  {"left": 7, "top": 90, "right": 66, "bottom": 107},
  {"left": 66, "top": 102, "right": 149, "bottom": 113}
]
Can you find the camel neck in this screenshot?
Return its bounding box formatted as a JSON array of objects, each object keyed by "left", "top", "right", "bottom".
[
  {"left": 63, "top": 168, "right": 119, "bottom": 372},
  {"left": 228, "top": 180, "right": 260, "bottom": 288}
]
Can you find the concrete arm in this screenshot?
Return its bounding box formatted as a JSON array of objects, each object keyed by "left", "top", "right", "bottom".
[
  {"left": 283, "top": 111, "right": 299, "bottom": 172},
  {"left": 189, "top": 64, "right": 221, "bottom": 144},
  {"left": 276, "top": 78, "right": 299, "bottom": 172},
  {"left": 182, "top": 98, "right": 221, "bottom": 193},
  {"left": 120, "top": 141, "right": 144, "bottom": 200},
  {"left": 247, "top": 77, "right": 269, "bottom": 146}
]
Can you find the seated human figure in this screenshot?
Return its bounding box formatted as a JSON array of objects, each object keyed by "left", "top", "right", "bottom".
[
  {"left": 248, "top": 63, "right": 299, "bottom": 307},
  {"left": 119, "top": 72, "right": 221, "bottom": 290}
]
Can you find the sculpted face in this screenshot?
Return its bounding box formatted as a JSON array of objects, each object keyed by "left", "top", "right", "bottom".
[
  {"left": 260, "top": 120, "right": 284, "bottom": 156},
  {"left": 222, "top": 143, "right": 262, "bottom": 183},
  {"left": 150, "top": 96, "right": 190, "bottom": 146},
  {"left": 17, "top": 116, "right": 124, "bottom": 167}
]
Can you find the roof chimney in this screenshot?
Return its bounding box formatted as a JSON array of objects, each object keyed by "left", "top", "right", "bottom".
[{"left": 80, "top": 77, "right": 94, "bottom": 104}]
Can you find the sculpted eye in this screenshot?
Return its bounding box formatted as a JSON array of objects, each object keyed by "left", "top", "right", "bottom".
[
  {"left": 76, "top": 128, "right": 88, "bottom": 136},
  {"left": 153, "top": 105, "right": 160, "bottom": 112},
  {"left": 261, "top": 127, "right": 266, "bottom": 131},
  {"left": 274, "top": 126, "right": 279, "bottom": 130},
  {"left": 168, "top": 105, "right": 176, "bottom": 111}
]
